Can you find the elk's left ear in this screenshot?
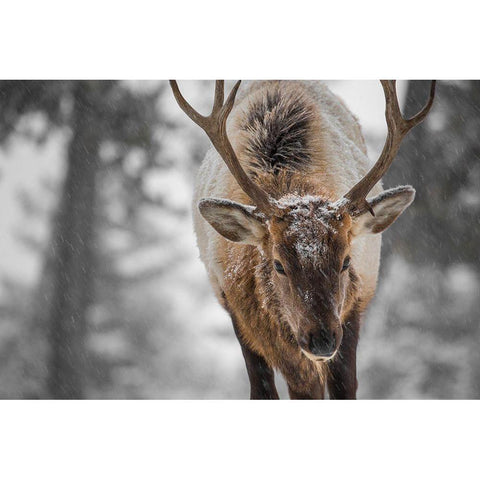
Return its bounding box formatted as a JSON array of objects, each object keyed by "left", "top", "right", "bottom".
[
  {"left": 198, "top": 198, "right": 267, "bottom": 245},
  {"left": 352, "top": 186, "right": 415, "bottom": 236}
]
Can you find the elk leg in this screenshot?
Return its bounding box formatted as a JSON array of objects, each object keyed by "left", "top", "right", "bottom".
[
  {"left": 230, "top": 315, "right": 279, "bottom": 400},
  {"left": 326, "top": 309, "right": 360, "bottom": 399},
  {"left": 282, "top": 358, "right": 325, "bottom": 399},
  {"left": 287, "top": 382, "right": 325, "bottom": 400}
]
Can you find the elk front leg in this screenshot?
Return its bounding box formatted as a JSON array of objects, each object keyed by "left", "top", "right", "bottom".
[
  {"left": 287, "top": 381, "right": 325, "bottom": 400},
  {"left": 326, "top": 309, "right": 360, "bottom": 399},
  {"left": 231, "top": 316, "right": 279, "bottom": 400},
  {"left": 280, "top": 355, "right": 325, "bottom": 399}
]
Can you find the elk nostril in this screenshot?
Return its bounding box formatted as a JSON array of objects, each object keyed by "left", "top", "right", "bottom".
[
  {"left": 309, "top": 329, "right": 336, "bottom": 357},
  {"left": 298, "top": 333, "right": 310, "bottom": 351}
]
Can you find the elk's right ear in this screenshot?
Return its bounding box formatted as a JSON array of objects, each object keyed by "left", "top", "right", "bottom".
[
  {"left": 351, "top": 186, "right": 415, "bottom": 236},
  {"left": 199, "top": 198, "right": 267, "bottom": 245}
]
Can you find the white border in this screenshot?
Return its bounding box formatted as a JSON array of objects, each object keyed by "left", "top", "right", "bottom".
[
  {"left": 0, "top": 2, "right": 478, "bottom": 478},
  {"left": 0, "top": 400, "right": 477, "bottom": 479},
  {"left": 1, "top": 0, "right": 478, "bottom": 78}
]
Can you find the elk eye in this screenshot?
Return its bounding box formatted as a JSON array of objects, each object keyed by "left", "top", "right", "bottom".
[
  {"left": 274, "top": 260, "right": 286, "bottom": 275},
  {"left": 342, "top": 256, "right": 351, "bottom": 272}
]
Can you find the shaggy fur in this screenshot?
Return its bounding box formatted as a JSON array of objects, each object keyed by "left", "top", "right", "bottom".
[{"left": 241, "top": 86, "right": 316, "bottom": 175}]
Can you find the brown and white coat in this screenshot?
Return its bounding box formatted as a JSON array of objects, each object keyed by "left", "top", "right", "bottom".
[{"left": 172, "top": 80, "right": 434, "bottom": 399}]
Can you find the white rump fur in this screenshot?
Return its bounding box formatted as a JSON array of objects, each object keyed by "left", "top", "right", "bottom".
[{"left": 193, "top": 81, "right": 406, "bottom": 300}]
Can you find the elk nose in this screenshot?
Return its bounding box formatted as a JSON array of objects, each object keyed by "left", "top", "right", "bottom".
[
  {"left": 299, "top": 328, "right": 337, "bottom": 359},
  {"left": 310, "top": 331, "right": 336, "bottom": 357}
]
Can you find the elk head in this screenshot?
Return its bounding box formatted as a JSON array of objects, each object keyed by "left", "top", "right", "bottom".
[{"left": 170, "top": 80, "right": 436, "bottom": 361}]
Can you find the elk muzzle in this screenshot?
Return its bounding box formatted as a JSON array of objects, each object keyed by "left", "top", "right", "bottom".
[{"left": 298, "top": 320, "right": 343, "bottom": 361}]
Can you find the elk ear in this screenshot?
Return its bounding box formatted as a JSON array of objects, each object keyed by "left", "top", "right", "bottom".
[
  {"left": 352, "top": 186, "right": 415, "bottom": 236},
  {"left": 198, "top": 198, "right": 267, "bottom": 245}
]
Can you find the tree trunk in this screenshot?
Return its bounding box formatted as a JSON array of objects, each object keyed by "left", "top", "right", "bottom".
[
  {"left": 46, "top": 82, "right": 100, "bottom": 399},
  {"left": 372, "top": 80, "right": 480, "bottom": 398}
]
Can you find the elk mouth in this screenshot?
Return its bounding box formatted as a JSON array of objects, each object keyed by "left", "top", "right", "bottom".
[{"left": 301, "top": 348, "right": 338, "bottom": 363}]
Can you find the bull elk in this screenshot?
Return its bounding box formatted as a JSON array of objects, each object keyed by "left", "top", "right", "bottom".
[{"left": 170, "top": 80, "right": 435, "bottom": 399}]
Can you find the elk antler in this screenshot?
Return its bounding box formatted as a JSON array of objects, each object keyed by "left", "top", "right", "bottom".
[
  {"left": 169, "top": 80, "right": 275, "bottom": 214},
  {"left": 344, "top": 80, "right": 436, "bottom": 216}
]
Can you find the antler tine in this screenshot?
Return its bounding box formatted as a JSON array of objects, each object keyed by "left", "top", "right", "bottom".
[
  {"left": 212, "top": 80, "right": 225, "bottom": 112},
  {"left": 344, "top": 80, "right": 436, "bottom": 216},
  {"left": 169, "top": 80, "right": 275, "bottom": 214},
  {"left": 169, "top": 80, "right": 206, "bottom": 126},
  {"left": 405, "top": 80, "right": 436, "bottom": 128},
  {"left": 221, "top": 80, "right": 242, "bottom": 122}
]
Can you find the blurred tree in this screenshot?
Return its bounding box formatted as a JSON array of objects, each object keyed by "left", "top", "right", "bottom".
[
  {"left": 0, "top": 80, "right": 166, "bottom": 398},
  {"left": 360, "top": 81, "right": 480, "bottom": 398},
  {"left": 47, "top": 82, "right": 99, "bottom": 398},
  {"left": 383, "top": 80, "right": 480, "bottom": 264}
]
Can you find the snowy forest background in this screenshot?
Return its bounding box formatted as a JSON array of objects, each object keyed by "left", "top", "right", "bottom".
[{"left": 0, "top": 80, "right": 478, "bottom": 399}]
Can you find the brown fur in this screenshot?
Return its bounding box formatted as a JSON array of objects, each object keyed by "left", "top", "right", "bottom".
[
  {"left": 220, "top": 203, "right": 361, "bottom": 398},
  {"left": 241, "top": 84, "right": 316, "bottom": 174}
]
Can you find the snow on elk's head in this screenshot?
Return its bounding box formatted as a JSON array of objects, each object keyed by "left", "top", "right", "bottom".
[
  {"left": 169, "top": 80, "right": 435, "bottom": 362},
  {"left": 199, "top": 187, "right": 415, "bottom": 361}
]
